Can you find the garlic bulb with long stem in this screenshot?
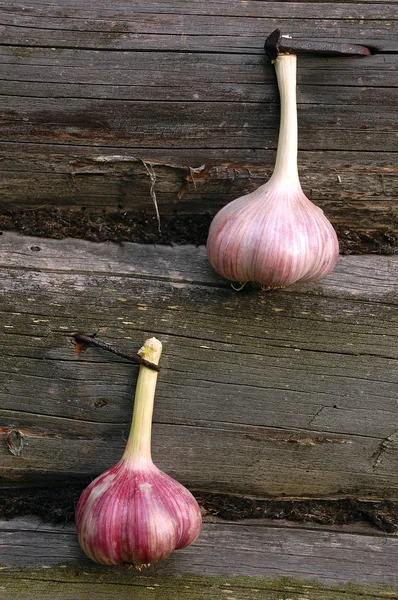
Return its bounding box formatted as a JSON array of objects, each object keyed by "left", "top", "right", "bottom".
[
  {"left": 76, "top": 337, "right": 202, "bottom": 568},
  {"left": 207, "top": 53, "right": 339, "bottom": 289}
]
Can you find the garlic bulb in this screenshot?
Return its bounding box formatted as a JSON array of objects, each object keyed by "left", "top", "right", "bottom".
[
  {"left": 207, "top": 54, "right": 339, "bottom": 289},
  {"left": 76, "top": 338, "right": 202, "bottom": 568}
]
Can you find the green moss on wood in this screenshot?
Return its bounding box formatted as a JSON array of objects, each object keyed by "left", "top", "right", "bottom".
[
  {"left": 7, "top": 46, "right": 40, "bottom": 60},
  {"left": 0, "top": 568, "right": 397, "bottom": 600}
]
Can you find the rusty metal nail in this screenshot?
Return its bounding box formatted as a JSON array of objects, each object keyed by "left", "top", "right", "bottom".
[
  {"left": 264, "top": 29, "right": 371, "bottom": 60},
  {"left": 72, "top": 332, "right": 161, "bottom": 372}
]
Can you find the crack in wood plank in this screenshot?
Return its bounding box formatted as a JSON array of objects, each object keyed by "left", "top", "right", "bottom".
[{"left": 372, "top": 431, "right": 398, "bottom": 471}]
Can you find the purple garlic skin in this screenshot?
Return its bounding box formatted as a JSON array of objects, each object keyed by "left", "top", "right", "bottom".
[
  {"left": 207, "top": 53, "right": 339, "bottom": 289},
  {"left": 76, "top": 458, "right": 202, "bottom": 567},
  {"left": 76, "top": 337, "right": 202, "bottom": 569},
  {"left": 207, "top": 179, "right": 339, "bottom": 288}
]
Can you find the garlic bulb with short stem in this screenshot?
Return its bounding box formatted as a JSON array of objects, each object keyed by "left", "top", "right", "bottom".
[
  {"left": 76, "top": 337, "right": 202, "bottom": 568},
  {"left": 207, "top": 53, "right": 339, "bottom": 289}
]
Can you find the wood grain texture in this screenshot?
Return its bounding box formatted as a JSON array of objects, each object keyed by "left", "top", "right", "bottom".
[
  {"left": 2, "top": 94, "right": 396, "bottom": 151},
  {"left": 0, "top": 1, "right": 397, "bottom": 238},
  {"left": 1, "top": 144, "right": 397, "bottom": 231},
  {"left": 1, "top": 517, "right": 398, "bottom": 595},
  {"left": 0, "top": 233, "right": 397, "bottom": 497},
  {"left": 1, "top": 1, "right": 396, "bottom": 51}
]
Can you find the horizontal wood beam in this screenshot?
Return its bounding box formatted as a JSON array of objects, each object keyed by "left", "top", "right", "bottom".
[
  {"left": 0, "top": 517, "right": 397, "bottom": 598},
  {"left": 1, "top": 2, "right": 396, "bottom": 52},
  {"left": 1, "top": 145, "right": 397, "bottom": 236},
  {"left": 2, "top": 95, "right": 397, "bottom": 152}
]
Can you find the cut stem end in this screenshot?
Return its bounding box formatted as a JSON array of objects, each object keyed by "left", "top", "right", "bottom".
[{"left": 123, "top": 337, "right": 162, "bottom": 463}]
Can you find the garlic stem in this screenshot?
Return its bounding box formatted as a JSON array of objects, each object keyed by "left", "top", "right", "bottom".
[
  {"left": 271, "top": 54, "right": 300, "bottom": 185},
  {"left": 122, "top": 338, "right": 162, "bottom": 463}
]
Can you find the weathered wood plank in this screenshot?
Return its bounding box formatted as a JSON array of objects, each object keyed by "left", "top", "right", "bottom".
[
  {"left": 2, "top": 1, "right": 398, "bottom": 22},
  {"left": 2, "top": 517, "right": 398, "bottom": 587},
  {"left": 3, "top": 26, "right": 393, "bottom": 54},
  {"left": 1, "top": 145, "right": 397, "bottom": 235},
  {"left": 2, "top": 49, "right": 397, "bottom": 98},
  {"left": 1, "top": 232, "right": 397, "bottom": 300},
  {"left": 4, "top": 68, "right": 397, "bottom": 104},
  {"left": 1, "top": 95, "right": 396, "bottom": 152},
  {"left": 1, "top": 578, "right": 395, "bottom": 600},
  {"left": 0, "top": 234, "right": 397, "bottom": 496},
  {"left": 1, "top": 2, "right": 396, "bottom": 52}
]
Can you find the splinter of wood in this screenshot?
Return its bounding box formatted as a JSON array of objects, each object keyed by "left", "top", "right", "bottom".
[
  {"left": 72, "top": 333, "right": 161, "bottom": 372},
  {"left": 264, "top": 29, "right": 371, "bottom": 60}
]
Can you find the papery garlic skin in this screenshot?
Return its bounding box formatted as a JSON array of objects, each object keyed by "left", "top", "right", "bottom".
[
  {"left": 76, "top": 459, "right": 202, "bottom": 566},
  {"left": 207, "top": 54, "right": 339, "bottom": 288},
  {"left": 207, "top": 178, "right": 339, "bottom": 287},
  {"left": 76, "top": 337, "right": 202, "bottom": 568}
]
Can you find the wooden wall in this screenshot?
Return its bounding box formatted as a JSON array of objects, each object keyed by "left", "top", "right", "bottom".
[
  {"left": 0, "top": 1, "right": 397, "bottom": 239},
  {"left": 1, "top": 2, "right": 398, "bottom": 595},
  {"left": 0, "top": 0, "right": 398, "bottom": 499},
  {"left": 1, "top": 233, "right": 397, "bottom": 499}
]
